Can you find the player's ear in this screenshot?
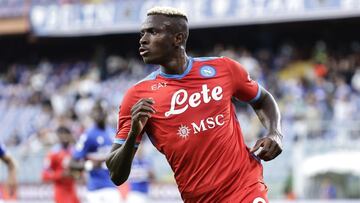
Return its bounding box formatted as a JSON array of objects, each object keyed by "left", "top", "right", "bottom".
[{"left": 174, "top": 32, "right": 185, "bottom": 47}]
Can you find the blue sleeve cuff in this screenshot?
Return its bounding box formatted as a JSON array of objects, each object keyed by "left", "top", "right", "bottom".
[
  {"left": 248, "top": 85, "right": 262, "bottom": 103},
  {"left": 114, "top": 138, "right": 126, "bottom": 145},
  {"left": 114, "top": 138, "right": 139, "bottom": 148}
]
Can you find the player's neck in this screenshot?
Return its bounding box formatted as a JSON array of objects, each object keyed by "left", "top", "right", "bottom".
[{"left": 160, "top": 51, "right": 188, "bottom": 75}]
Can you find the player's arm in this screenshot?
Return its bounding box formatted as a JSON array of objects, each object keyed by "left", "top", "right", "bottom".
[
  {"left": 106, "top": 98, "right": 155, "bottom": 186},
  {"left": 1, "top": 154, "right": 17, "bottom": 196},
  {"left": 225, "top": 56, "right": 282, "bottom": 161},
  {"left": 249, "top": 86, "right": 283, "bottom": 161}
]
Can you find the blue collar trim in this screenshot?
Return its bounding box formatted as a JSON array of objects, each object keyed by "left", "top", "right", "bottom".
[{"left": 159, "top": 57, "right": 193, "bottom": 79}]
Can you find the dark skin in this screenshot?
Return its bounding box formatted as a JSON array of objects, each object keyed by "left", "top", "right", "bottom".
[
  {"left": 106, "top": 14, "right": 282, "bottom": 186},
  {"left": 0, "top": 153, "right": 17, "bottom": 196},
  {"left": 249, "top": 87, "right": 283, "bottom": 161}
]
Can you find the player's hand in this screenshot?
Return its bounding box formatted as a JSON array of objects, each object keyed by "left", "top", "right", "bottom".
[
  {"left": 130, "top": 98, "right": 156, "bottom": 136},
  {"left": 62, "top": 169, "right": 73, "bottom": 178},
  {"left": 62, "top": 168, "right": 82, "bottom": 180},
  {"left": 250, "top": 131, "right": 283, "bottom": 161}
]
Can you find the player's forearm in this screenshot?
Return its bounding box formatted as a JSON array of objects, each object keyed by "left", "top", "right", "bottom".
[
  {"left": 8, "top": 167, "right": 16, "bottom": 184},
  {"left": 251, "top": 88, "right": 282, "bottom": 136},
  {"left": 3, "top": 155, "right": 16, "bottom": 177},
  {"left": 106, "top": 132, "right": 137, "bottom": 186},
  {"left": 4, "top": 156, "right": 17, "bottom": 185}
]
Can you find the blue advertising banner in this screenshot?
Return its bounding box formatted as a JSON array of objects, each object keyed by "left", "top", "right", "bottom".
[
  {"left": 0, "top": 0, "right": 26, "bottom": 18},
  {"left": 29, "top": 0, "right": 360, "bottom": 36}
]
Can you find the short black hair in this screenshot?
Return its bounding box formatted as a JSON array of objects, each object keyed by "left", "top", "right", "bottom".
[{"left": 56, "top": 126, "right": 71, "bottom": 135}]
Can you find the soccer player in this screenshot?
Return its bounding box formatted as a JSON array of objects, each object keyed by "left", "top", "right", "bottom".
[
  {"left": 106, "top": 7, "right": 283, "bottom": 203},
  {"left": 72, "top": 102, "right": 122, "bottom": 203},
  {"left": 0, "top": 143, "right": 17, "bottom": 201},
  {"left": 41, "top": 126, "right": 80, "bottom": 203},
  {"left": 126, "top": 146, "right": 153, "bottom": 203}
]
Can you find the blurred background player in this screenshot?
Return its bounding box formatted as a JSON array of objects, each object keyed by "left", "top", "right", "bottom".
[
  {"left": 71, "top": 101, "right": 122, "bottom": 203},
  {"left": 126, "top": 146, "right": 154, "bottom": 203},
  {"left": 41, "top": 126, "right": 80, "bottom": 203},
  {"left": 0, "top": 143, "right": 17, "bottom": 203}
]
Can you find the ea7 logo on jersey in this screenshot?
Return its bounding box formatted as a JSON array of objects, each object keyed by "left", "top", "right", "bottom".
[
  {"left": 151, "top": 82, "right": 167, "bottom": 91},
  {"left": 165, "top": 84, "right": 223, "bottom": 117}
]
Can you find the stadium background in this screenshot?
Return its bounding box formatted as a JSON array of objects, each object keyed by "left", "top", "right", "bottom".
[{"left": 0, "top": 0, "right": 360, "bottom": 202}]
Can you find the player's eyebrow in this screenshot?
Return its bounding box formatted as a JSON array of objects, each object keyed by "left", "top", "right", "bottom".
[
  {"left": 140, "top": 25, "right": 165, "bottom": 34},
  {"left": 140, "top": 27, "right": 154, "bottom": 33},
  {"left": 142, "top": 20, "right": 168, "bottom": 31}
]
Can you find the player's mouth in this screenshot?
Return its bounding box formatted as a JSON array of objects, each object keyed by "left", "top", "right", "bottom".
[{"left": 139, "top": 47, "right": 150, "bottom": 56}]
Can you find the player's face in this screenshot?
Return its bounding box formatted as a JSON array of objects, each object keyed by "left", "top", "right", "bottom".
[
  {"left": 92, "top": 109, "right": 106, "bottom": 124},
  {"left": 139, "top": 15, "right": 175, "bottom": 64},
  {"left": 58, "top": 132, "right": 74, "bottom": 146}
]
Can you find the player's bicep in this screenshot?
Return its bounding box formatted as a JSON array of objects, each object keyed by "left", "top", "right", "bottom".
[
  {"left": 225, "top": 57, "right": 260, "bottom": 103},
  {"left": 115, "top": 88, "right": 143, "bottom": 147},
  {"left": 110, "top": 143, "right": 122, "bottom": 153},
  {"left": 109, "top": 143, "right": 138, "bottom": 158},
  {"left": 249, "top": 86, "right": 268, "bottom": 109},
  {"left": 1, "top": 154, "right": 11, "bottom": 164}
]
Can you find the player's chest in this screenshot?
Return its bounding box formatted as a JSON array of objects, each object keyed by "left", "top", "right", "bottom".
[
  {"left": 149, "top": 80, "right": 231, "bottom": 120},
  {"left": 143, "top": 78, "right": 233, "bottom": 150},
  {"left": 55, "top": 151, "right": 71, "bottom": 168}
]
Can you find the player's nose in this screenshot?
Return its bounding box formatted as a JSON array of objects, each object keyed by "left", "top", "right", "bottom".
[{"left": 139, "top": 33, "right": 149, "bottom": 45}]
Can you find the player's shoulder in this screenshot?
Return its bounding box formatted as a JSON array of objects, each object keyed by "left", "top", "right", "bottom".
[
  {"left": 193, "top": 56, "right": 224, "bottom": 64},
  {"left": 86, "top": 126, "right": 100, "bottom": 138},
  {"left": 193, "top": 56, "right": 225, "bottom": 63},
  {"left": 123, "top": 69, "right": 161, "bottom": 97},
  {"left": 49, "top": 144, "right": 62, "bottom": 154},
  {"left": 192, "top": 56, "right": 235, "bottom": 75},
  {"left": 192, "top": 56, "right": 233, "bottom": 69},
  {"left": 121, "top": 69, "right": 161, "bottom": 100},
  {"left": 135, "top": 69, "right": 161, "bottom": 86}
]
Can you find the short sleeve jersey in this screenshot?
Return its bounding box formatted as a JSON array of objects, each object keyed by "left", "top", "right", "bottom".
[{"left": 115, "top": 57, "right": 263, "bottom": 200}]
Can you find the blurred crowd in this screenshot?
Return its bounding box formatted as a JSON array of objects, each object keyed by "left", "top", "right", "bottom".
[
  {"left": 0, "top": 0, "right": 114, "bottom": 6},
  {"left": 0, "top": 40, "right": 360, "bottom": 152},
  {"left": 0, "top": 0, "right": 114, "bottom": 18},
  {"left": 209, "top": 41, "right": 360, "bottom": 142},
  {"left": 0, "top": 56, "right": 148, "bottom": 153}
]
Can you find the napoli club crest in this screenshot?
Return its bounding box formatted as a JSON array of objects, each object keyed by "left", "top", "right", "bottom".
[{"left": 200, "top": 66, "right": 216, "bottom": 78}]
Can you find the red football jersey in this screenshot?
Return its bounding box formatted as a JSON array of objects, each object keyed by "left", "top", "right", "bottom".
[
  {"left": 115, "top": 57, "right": 265, "bottom": 202},
  {"left": 42, "top": 146, "right": 80, "bottom": 203}
]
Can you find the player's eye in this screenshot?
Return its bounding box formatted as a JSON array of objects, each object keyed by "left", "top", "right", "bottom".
[
  {"left": 150, "top": 29, "right": 158, "bottom": 35},
  {"left": 140, "top": 32, "right": 144, "bottom": 37}
]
